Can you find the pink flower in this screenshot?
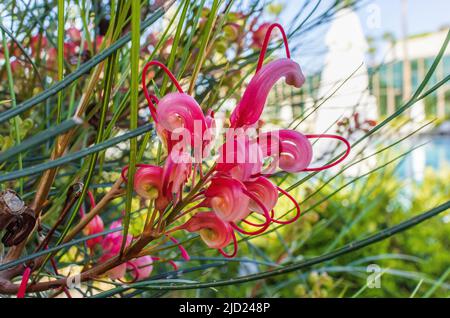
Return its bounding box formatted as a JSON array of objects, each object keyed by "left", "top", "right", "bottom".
[
  {"left": 127, "top": 256, "right": 153, "bottom": 282},
  {"left": 182, "top": 212, "right": 233, "bottom": 249},
  {"left": 141, "top": 61, "right": 215, "bottom": 161},
  {"left": 133, "top": 164, "right": 169, "bottom": 211},
  {"left": 156, "top": 92, "right": 208, "bottom": 154},
  {"left": 30, "top": 34, "right": 48, "bottom": 55},
  {"left": 114, "top": 23, "right": 352, "bottom": 262},
  {"left": 216, "top": 135, "right": 263, "bottom": 181},
  {"left": 251, "top": 22, "right": 271, "bottom": 49},
  {"left": 230, "top": 58, "right": 305, "bottom": 128},
  {"left": 82, "top": 215, "right": 104, "bottom": 249},
  {"left": 244, "top": 177, "right": 278, "bottom": 214},
  {"left": 162, "top": 149, "right": 192, "bottom": 198},
  {"left": 99, "top": 221, "right": 133, "bottom": 280},
  {"left": 259, "top": 129, "right": 313, "bottom": 173},
  {"left": 46, "top": 47, "right": 58, "bottom": 68},
  {"left": 67, "top": 27, "right": 82, "bottom": 45},
  {"left": 203, "top": 175, "right": 250, "bottom": 222}
]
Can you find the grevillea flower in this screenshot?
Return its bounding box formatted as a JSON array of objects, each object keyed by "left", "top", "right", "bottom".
[
  {"left": 97, "top": 221, "right": 153, "bottom": 281},
  {"left": 259, "top": 129, "right": 313, "bottom": 173},
  {"left": 230, "top": 58, "right": 305, "bottom": 129},
  {"left": 116, "top": 23, "right": 351, "bottom": 263},
  {"left": 142, "top": 61, "right": 212, "bottom": 157},
  {"left": 162, "top": 149, "right": 192, "bottom": 198},
  {"left": 203, "top": 176, "right": 250, "bottom": 222},
  {"left": 251, "top": 22, "right": 271, "bottom": 49},
  {"left": 132, "top": 164, "right": 169, "bottom": 211},
  {"left": 182, "top": 212, "right": 236, "bottom": 257},
  {"left": 99, "top": 220, "right": 133, "bottom": 279},
  {"left": 156, "top": 92, "right": 208, "bottom": 151},
  {"left": 244, "top": 177, "right": 278, "bottom": 214},
  {"left": 83, "top": 215, "right": 104, "bottom": 249}
]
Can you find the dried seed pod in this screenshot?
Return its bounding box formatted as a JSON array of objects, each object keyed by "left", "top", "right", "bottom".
[{"left": 0, "top": 190, "right": 36, "bottom": 247}]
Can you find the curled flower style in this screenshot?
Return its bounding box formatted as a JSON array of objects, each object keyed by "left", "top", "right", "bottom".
[
  {"left": 132, "top": 164, "right": 169, "bottom": 211},
  {"left": 142, "top": 60, "right": 184, "bottom": 123},
  {"left": 259, "top": 129, "right": 313, "bottom": 173},
  {"left": 244, "top": 176, "right": 278, "bottom": 214},
  {"left": 271, "top": 186, "right": 302, "bottom": 225},
  {"left": 142, "top": 60, "right": 212, "bottom": 158},
  {"left": 168, "top": 236, "right": 191, "bottom": 261},
  {"left": 182, "top": 212, "right": 234, "bottom": 250},
  {"left": 156, "top": 92, "right": 208, "bottom": 153},
  {"left": 203, "top": 176, "right": 250, "bottom": 222},
  {"left": 302, "top": 134, "right": 351, "bottom": 172},
  {"left": 231, "top": 23, "right": 304, "bottom": 128},
  {"left": 255, "top": 23, "right": 292, "bottom": 72},
  {"left": 230, "top": 59, "right": 305, "bottom": 129}
]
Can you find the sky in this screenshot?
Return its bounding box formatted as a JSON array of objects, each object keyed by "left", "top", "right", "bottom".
[
  {"left": 276, "top": 0, "right": 450, "bottom": 72},
  {"left": 362, "top": 0, "right": 450, "bottom": 38},
  {"left": 280, "top": 0, "right": 450, "bottom": 38}
]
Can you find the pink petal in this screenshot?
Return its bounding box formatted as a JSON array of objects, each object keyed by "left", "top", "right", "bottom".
[
  {"left": 183, "top": 212, "right": 233, "bottom": 249},
  {"left": 133, "top": 165, "right": 169, "bottom": 211},
  {"left": 204, "top": 176, "right": 250, "bottom": 222},
  {"left": 162, "top": 149, "right": 192, "bottom": 197},
  {"left": 259, "top": 129, "right": 312, "bottom": 173},
  {"left": 244, "top": 177, "right": 278, "bottom": 214},
  {"left": 230, "top": 58, "right": 305, "bottom": 128},
  {"left": 99, "top": 221, "right": 133, "bottom": 264},
  {"left": 156, "top": 92, "right": 207, "bottom": 153},
  {"left": 83, "top": 215, "right": 104, "bottom": 249}
]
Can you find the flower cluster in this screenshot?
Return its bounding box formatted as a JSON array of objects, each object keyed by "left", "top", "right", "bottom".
[
  {"left": 119, "top": 23, "right": 351, "bottom": 258},
  {"left": 78, "top": 23, "right": 350, "bottom": 284}
]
